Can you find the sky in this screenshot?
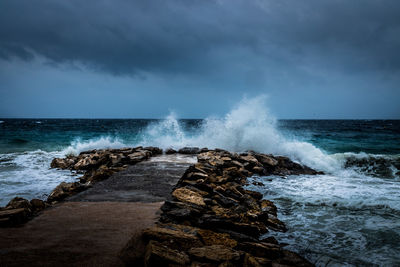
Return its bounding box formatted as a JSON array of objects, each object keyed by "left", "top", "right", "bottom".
[{"left": 0, "top": 0, "right": 399, "bottom": 119}]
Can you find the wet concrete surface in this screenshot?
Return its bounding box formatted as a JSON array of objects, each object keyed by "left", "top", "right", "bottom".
[
  {"left": 67, "top": 155, "right": 195, "bottom": 202},
  {"left": 0, "top": 155, "right": 196, "bottom": 266}
]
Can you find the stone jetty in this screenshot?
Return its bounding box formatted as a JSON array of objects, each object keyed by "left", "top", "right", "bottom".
[{"left": 1, "top": 147, "right": 322, "bottom": 266}]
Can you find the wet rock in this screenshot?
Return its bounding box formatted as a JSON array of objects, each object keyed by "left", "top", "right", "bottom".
[
  {"left": 0, "top": 208, "right": 30, "bottom": 226},
  {"left": 50, "top": 157, "right": 76, "bottom": 169},
  {"left": 172, "top": 187, "right": 206, "bottom": 207},
  {"left": 143, "top": 224, "right": 202, "bottom": 250},
  {"left": 47, "top": 182, "right": 88, "bottom": 203},
  {"left": 145, "top": 240, "right": 190, "bottom": 266},
  {"left": 165, "top": 148, "right": 177, "bottom": 154},
  {"left": 30, "top": 199, "right": 46, "bottom": 212},
  {"left": 179, "top": 147, "right": 201, "bottom": 154},
  {"left": 143, "top": 146, "right": 163, "bottom": 155},
  {"left": 6, "top": 197, "right": 32, "bottom": 211},
  {"left": 188, "top": 245, "right": 242, "bottom": 263},
  {"left": 197, "top": 229, "right": 237, "bottom": 248}
]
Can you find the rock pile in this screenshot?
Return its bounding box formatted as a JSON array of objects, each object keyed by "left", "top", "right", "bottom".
[
  {"left": 121, "top": 149, "right": 321, "bottom": 266},
  {"left": 0, "top": 197, "right": 46, "bottom": 227},
  {"left": 48, "top": 146, "right": 162, "bottom": 202},
  {"left": 0, "top": 147, "right": 162, "bottom": 227}
]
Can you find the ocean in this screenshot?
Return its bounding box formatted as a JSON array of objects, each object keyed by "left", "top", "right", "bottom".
[{"left": 0, "top": 100, "right": 399, "bottom": 266}]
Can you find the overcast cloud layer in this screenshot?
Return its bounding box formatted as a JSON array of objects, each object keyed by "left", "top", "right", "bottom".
[{"left": 0, "top": 0, "right": 399, "bottom": 118}]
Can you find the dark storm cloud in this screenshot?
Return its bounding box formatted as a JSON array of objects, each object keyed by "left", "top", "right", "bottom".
[{"left": 1, "top": 0, "right": 400, "bottom": 76}]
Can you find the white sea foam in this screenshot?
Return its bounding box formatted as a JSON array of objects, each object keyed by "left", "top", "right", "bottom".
[
  {"left": 0, "top": 150, "right": 77, "bottom": 206},
  {"left": 139, "top": 96, "right": 340, "bottom": 173},
  {"left": 61, "top": 136, "right": 130, "bottom": 156}
]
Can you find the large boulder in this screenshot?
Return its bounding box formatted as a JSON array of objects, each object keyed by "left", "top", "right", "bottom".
[
  {"left": 172, "top": 187, "right": 207, "bottom": 207},
  {"left": 47, "top": 182, "right": 87, "bottom": 203}
]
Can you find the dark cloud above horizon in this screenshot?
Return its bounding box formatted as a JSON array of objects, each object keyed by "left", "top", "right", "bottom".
[{"left": 0, "top": 0, "right": 399, "bottom": 118}]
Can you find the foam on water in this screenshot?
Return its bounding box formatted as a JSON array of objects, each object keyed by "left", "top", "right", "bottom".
[
  {"left": 138, "top": 96, "right": 347, "bottom": 173},
  {"left": 246, "top": 172, "right": 400, "bottom": 266},
  {"left": 61, "top": 136, "right": 130, "bottom": 156},
  {"left": 0, "top": 150, "right": 77, "bottom": 206}
]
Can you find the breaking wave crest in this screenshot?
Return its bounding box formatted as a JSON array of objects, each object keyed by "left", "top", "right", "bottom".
[
  {"left": 56, "top": 96, "right": 399, "bottom": 178},
  {"left": 61, "top": 137, "right": 131, "bottom": 156},
  {"left": 138, "top": 96, "right": 341, "bottom": 173}
]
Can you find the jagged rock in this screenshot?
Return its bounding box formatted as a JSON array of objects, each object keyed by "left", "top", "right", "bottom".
[
  {"left": 6, "top": 197, "right": 32, "bottom": 211},
  {"left": 0, "top": 208, "right": 30, "bottom": 226},
  {"left": 197, "top": 229, "right": 237, "bottom": 248},
  {"left": 165, "top": 148, "right": 177, "bottom": 154},
  {"left": 50, "top": 157, "right": 76, "bottom": 169},
  {"left": 145, "top": 240, "right": 190, "bottom": 266},
  {"left": 143, "top": 224, "right": 202, "bottom": 250},
  {"left": 47, "top": 182, "right": 87, "bottom": 203},
  {"left": 143, "top": 146, "right": 163, "bottom": 155},
  {"left": 179, "top": 147, "right": 201, "bottom": 154},
  {"left": 172, "top": 187, "right": 206, "bottom": 207},
  {"left": 127, "top": 151, "right": 150, "bottom": 163},
  {"left": 30, "top": 199, "right": 46, "bottom": 212},
  {"left": 188, "top": 245, "right": 242, "bottom": 262},
  {"left": 255, "top": 154, "right": 278, "bottom": 167}
]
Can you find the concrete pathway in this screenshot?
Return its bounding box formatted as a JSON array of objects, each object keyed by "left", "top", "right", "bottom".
[{"left": 0, "top": 155, "right": 194, "bottom": 267}]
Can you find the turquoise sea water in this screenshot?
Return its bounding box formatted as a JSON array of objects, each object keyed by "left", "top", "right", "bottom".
[{"left": 0, "top": 115, "right": 399, "bottom": 266}]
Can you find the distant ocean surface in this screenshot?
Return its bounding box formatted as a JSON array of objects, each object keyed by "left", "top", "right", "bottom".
[{"left": 0, "top": 100, "right": 399, "bottom": 265}]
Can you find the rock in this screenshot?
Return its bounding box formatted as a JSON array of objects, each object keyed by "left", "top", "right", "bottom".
[
  {"left": 143, "top": 224, "right": 203, "bottom": 250},
  {"left": 160, "top": 201, "right": 205, "bottom": 223},
  {"left": 127, "top": 151, "right": 149, "bottom": 163},
  {"left": 172, "top": 187, "right": 206, "bottom": 207},
  {"left": 197, "top": 229, "right": 237, "bottom": 248},
  {"left": 119, "top": 232, "right": 147, "bottom": 266},
  {"left": 165, "top": 148, "right": 177, "bottom": 154},
  {"left": 50, "top": 157, "right": 75, "bottom": 169},
  {"left": 30, "top": 199, "right": 46, "bottom": 212},
  {"left": 179, "top": 147, "right": 201, "bottom": 154},
  {"left": 255, "top": 154, "right": 278, "bottom": 167},
  {"left": 188, "top": 245, "right": 242, "bottom": 262},
  {"left": 47, "top": 182, "right": 87, "bottom": 203},
  {"left": 143, "top": 146, "right": 163, "bottom": 155},
  {"left": 243, "top": 253, "right": 265, "bottom": 267},
  {"left": 0, "top": 208, "right": 30, "bottom": 226},
  {"left": 86, "top": 166, "right": 115, "bottom": 182},
  {"left": 145, "top": 240, "right": 190, "bottom": 266},
  {"left": 6, "top": 197, "right": 32, "bottom": 211},
  {"left": 109, "top": 153, "right": 123, "bottom": 165}
]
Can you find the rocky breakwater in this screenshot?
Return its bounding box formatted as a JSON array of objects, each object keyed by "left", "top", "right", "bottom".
[
  {"left": 121, "top": 149, "right": 322, "bottom": 266},
  {"left": 0, "top": 146, "right": 162, "bottom": 227},
  {"left": 48, "top": 146, "right": 162, "bottom": 203}
]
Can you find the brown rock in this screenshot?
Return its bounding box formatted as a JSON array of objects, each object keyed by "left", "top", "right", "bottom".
[
  {"left": 145, "top": 240, "right": 190, "bottom": 266},
  {"left": 0, "top": 208, "right": 29, "bottom": 226},
  {"left": 165, "top": 148, "right": 177, "bottom": 154},
  {"left": 256, "top": 154, "right": 278, "bottom": 167},
  {"left": 179, "top": 147, "right": 200, "bottom": 154},
  {"left": 50, "top": 157, "right": 75, "bottom": 169},
  {"left": 143, "top": 224, "right": 202, "bottom": 250},
  {"left": 172, "top": 187, "right": 206, "bottom": 207},
  {"left": 189, "top": 245, "right": 241, "bottom": 262},
  {"left": 197, "top": 229, "right": 237, "bottom": 248},
  {"left": 30, "top": 199, "right": 46, "bottom": 212},
  {"left": 47, "top": 182, "right": 86, "bottom": 203},
  {"left": 6, "top": 197, "right": 32, "bottom": 211}
]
